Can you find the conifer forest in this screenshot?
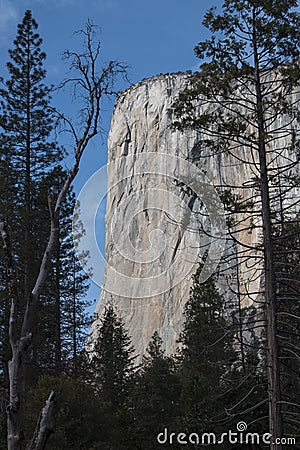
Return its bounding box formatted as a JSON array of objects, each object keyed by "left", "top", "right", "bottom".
[{"left": 0, "top": 2, "right": 299, "bottom": 449}]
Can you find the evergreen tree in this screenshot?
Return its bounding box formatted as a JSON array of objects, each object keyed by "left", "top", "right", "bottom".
[
  {"left": 57, "top": 196, "right": 92, "bottom": 378},
  {"left": 0, "top": 10, "right": 64, "bottom": 387},
  {"left": 0, "top": 9, "right": 63, "bottom": 292},
  {"left": 82, "top": 306, "right": 136, "bottom": 449},
  {"left": 0, "top": 11, "right": 91, "bottom": 387},
  {"left": 0, "top": 17, "right": 128, "bottom": 448},
  {"left": 89, "top": 305, "right": 135, "bottom": 407},
  {"left": 177, "top": 268, "right": 235, "bottom": 436},
  {"left": 171, "top": 0, "right": 300, "bottom": 442},
  {"left": 274, "top": 221, "right": 300, "bottom": 438},
  {"left": 177, "top": 267, "right": 268, "bottom": 449},
  {"left": 58, "top": 252, "right": 92, "bottom": 378},
  {"left": 131, "top": 332, "right": 181, "bottom": 450},
  {"left": 29, "top": 166, "right": 91, "bottom": 379}
]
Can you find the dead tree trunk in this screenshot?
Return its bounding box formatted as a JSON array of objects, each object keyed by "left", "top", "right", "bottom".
[{"left": 26, "top": 391, "right": 58, "bottom": 450}]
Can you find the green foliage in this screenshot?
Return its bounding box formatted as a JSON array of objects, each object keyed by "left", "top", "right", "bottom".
[
  {"left": 171, "top": 0, "right": 300, "bottom": 147},
  {"left": 171, "top": 0, "right": 300, "bottom": 439},
  {"left": 130, "top": 332, "right": 181, "bottom": 449},
  {"left": 23, "top": 376, "right": 104, "bottom": 450},
  {"left": 0, "top": 10, "right": 62, "bottom": 176},
  {"left": 0, "top": 10, "right": 91, "bottom": 386},
  {"left": 89, "top": 306, "right": 136, "bottom": 408},
  {"left": 177, "top": 268, "right": 236, "bottom": 435},
  {"left": 0, "top": 9, "right": 63, "bottom": 382},
  {"left": 31, "top": 166, "right": 92, "bottom": 379},
  {"left": 0, "top": 14, "right": 92, "bottom": 447},
  {"left": 1, "top": 11, "right": 131, "bottom": 448},
  {"left": 221, "top": 355, "right": 269, "bottom": 436},
  {"left": 175, "top": 267, "right": 268, "bottom": 448},
  {"left": 274, "top": 221, "right": 300, "bottom": 438},
  {"left": 80, "top": 306, "right": 137, "bottom": 449},
  {"left": 0, "top": 11, "right": 64, "bottom": 299}
]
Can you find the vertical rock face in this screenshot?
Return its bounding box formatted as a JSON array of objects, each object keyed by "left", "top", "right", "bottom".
[
  {"left": 92, "top": 74, "right": 202, "bottom": 356},
  {"left": 90, "top": 73, "right": 299, "bottom": 358}
]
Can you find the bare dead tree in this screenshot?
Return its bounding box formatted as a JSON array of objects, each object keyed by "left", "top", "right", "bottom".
[
  {"left": 26, "top": 392, "right": 58, "bottom": 450},
  {"left": 0, "top": 21, "right": 128, "bottom": 450}
]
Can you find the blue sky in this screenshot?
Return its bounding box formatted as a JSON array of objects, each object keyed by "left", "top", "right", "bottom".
[{"left": 0, "top": 0, "right": 214, "bottom": 306}]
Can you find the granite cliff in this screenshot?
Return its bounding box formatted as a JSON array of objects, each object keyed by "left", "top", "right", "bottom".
[{"left": 89, "top": 73, "right": 298, "bottom": 358}]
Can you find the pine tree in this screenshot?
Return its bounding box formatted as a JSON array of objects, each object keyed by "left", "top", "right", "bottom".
[
  {"left": 0, "top": 10, "right": 64, "bottom": 388},
  {"left": 0, "top": 9, "right": 63, "bottom": 292},
  {"left": 131, "top": 332, "right": 181, "bottom": 450},
  {"left": 177, "top": 267, "right": 268, "bottom": 449},
  {"left": 29, "top": 166, "right": 91, "bottom": 379},
  {"left": 171, "top": 1, "right": 300, "bottom": 443},
  {"left": 89, "top": 306, "right": 135, "bottom": 407},
  {"left": 57, "top": 193, "right": 92, "bottom": 378},
  {"left": 0, "top": 17, "right": 128, "bottom": 448},
  {"left": 0, "top": 11, "right": 92, "bottom": 388},
  {"left": 274, "top": 220, "right": 300, "bottom": 438},
  {"left": 82, "top": 306, "right": 136, "bottom": 448},
  {"left": 177, "top": 268, "right": 235, "bottom": 436}
]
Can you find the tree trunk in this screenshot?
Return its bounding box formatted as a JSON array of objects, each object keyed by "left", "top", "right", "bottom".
[
  {"left": 72, "top": 257, "right": 78, "bottom": 378},
  {"left": 252, "top": 8, "right": 282, "bottom": 448},
  {"left": 1, "top": 201, "right": 59, "bottom": 450},
  {"left": 26, "top": 391, "right": 58, "bottom": 450},
  {"left": 1, "top": 22, "right": 127, "bottom": 447},
  {"left": 24, "top": 27, "right": 32, "bottom": 311},
  {"left": 54, "top": 226, "right": 62, "bottom": 374}
]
